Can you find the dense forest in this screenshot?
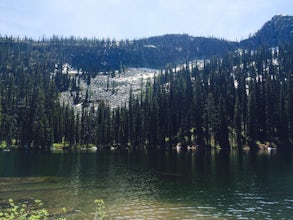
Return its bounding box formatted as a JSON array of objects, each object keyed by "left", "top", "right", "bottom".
[
  {"left": 76, "top": 44, "right": 293, "bottom": 150},
  {"left": 0, "top": 15, "right": 293, "bottom": 150},
  {"left": 0, "top": 34, "right": 293, "bottom": 150},
  {"left": 0, "top": 34, "right": 236, "bottom": 75}
]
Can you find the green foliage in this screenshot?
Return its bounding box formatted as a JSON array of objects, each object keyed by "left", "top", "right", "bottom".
[
  {"left": 94, "top": 199, "right": 107, "bottom": 220},
  {"left": 0, "top": 199, "right": 106, "bottom": 220},
  {"left": 0, "top": 199, "right": 48, "bottom": 220}
]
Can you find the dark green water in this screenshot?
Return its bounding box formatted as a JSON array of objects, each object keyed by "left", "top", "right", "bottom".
[{"left": 0, "top": 149, "right": 293, "bottom": 219}]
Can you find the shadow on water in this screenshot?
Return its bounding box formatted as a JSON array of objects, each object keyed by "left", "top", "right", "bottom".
[{"left": 0, "top": 148, "right": 293, "bottom": 219}]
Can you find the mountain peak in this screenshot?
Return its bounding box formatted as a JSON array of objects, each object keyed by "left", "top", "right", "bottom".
[
  {"left": 271, "top": 14, "right": 291, "bottom": 20},
  {"left": 269, "top": 14, "right": 293, "bottom": 28},
  {"left": 272, "top": 14, "right": 287, "bottom": 18},
  {"left": 241, "top": 15, "right": 293, "bottom": 48}
]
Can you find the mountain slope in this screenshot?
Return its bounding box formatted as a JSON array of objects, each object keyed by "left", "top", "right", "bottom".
[
  {"left": 133, "top": 34, "right": 237, "bottom": 66},
  {"left": 69, "top": 15, "right": 293, "bottom": 70},
  {"left": 1, "top": 15, "right": 293, "bottom": 73},
  {"left": 69, "top": 34, "right": 237, "bottom": 72},
  {"left": 241, "top": 15, "right": 293, "bottom": 48}
]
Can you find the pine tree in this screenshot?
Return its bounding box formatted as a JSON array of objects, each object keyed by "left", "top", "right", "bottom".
[
  {"left": 286, "top": 72, "right": 293, "bottom": 143},
  {"left": 246, "top": 80, "right": 258, "bottom": 147},
  {"left": 233, "top": 95, "right": 242, "bottom": 148},
  {"left": 205, "top": 92, "right": 219, "bottom": 146},
  {"left": 216, "top": 97, "right": 230, "bottom": 150}
]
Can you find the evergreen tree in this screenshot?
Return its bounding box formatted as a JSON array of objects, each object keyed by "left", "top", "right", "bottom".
[
  {"left": 286, "top": 72, "right": 293, "bottom": 143},
  {"left": 246, "top": 80, "right": 258, "bottom": 147}
]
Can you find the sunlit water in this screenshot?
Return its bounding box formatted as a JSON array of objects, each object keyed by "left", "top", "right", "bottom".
[{"left": 0, "top": 149, "right": 293, "bottom": 219}]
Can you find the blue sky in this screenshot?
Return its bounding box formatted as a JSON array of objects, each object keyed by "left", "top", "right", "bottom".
[{"left": 0, "top": 0, "right": 292, "bottom": 41}]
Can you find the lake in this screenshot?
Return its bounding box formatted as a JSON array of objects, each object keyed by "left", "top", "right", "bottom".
[{"left": 0, "top": 149, "right": 293, "bottom": 219}]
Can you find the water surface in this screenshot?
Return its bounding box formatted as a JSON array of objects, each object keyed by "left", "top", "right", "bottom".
[{"left": 0, "top": 149, "right": 293, "bottom": 219}]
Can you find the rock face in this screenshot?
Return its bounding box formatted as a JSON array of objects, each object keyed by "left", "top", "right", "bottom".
[{"left": 60, "top": 68, "right": 159, "bottom": 111}]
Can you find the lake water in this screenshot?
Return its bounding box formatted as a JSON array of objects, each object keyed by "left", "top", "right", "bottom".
[{"left": 0, "top": 149, "right": 293, "bottom": 219}]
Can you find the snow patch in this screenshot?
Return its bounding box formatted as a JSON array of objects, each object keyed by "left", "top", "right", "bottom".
[{"left": 144, "top": 45, "right": 157, "bottom": 49}]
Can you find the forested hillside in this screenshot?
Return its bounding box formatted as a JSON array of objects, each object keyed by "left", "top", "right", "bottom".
[
  {"left": 0, "top": 15, "right": 293, "bottom": 150},
  {"left": 0, "top": 34, "right": 236, "bottom": 75},
  {"left": 241, "top": 15, "right": 293, "bottom": 48},
  {"left": 0, "top": 15, "right": 291, "bottom": 74}
]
